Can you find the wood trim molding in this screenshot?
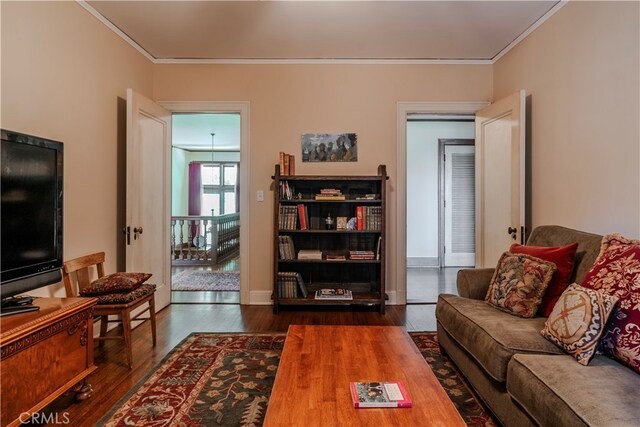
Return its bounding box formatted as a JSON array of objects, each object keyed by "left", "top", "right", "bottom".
[
  {"left": 159, "top": 101, "right": 251, "bottom": 305},
  {"left": 396, "top": 102, "right": 489, "bottom": 304}
]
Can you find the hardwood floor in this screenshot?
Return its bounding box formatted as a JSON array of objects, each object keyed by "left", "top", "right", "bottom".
[{"left": 44, "top": 303, "right": 439, "bottom": 426}]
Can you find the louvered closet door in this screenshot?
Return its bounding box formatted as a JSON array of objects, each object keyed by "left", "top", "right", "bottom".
[{"left": 444, "top": 145, "right": 475, "bottom": 267}]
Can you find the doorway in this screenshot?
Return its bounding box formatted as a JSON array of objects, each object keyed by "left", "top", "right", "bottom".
[
  {"left": 170, "top": 113, "right": 241, "bottom": 304},
  {"left": 405, "top": 116, "right": 475, "bottom": 303}
]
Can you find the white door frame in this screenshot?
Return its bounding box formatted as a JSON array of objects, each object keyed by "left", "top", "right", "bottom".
[
  {"left": 159, "top": 101, "right": 251, "bottom": 305},
  {"left": 396, "top": 102, "right": 488, "bottom": 305}
]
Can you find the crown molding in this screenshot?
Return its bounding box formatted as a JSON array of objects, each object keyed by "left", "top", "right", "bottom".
[
  {"left": 77, "top": 0, "right": 565, "bottom": 66},
  {"left": 492, "top": 1, "right": 568, "bottom": 63},
  {"left": 76, "top": 0, "right": 155, "bottom": 63}
]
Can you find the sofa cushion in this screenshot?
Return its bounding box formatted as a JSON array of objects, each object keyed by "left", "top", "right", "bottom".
[
  {"left": 436, "top": 294, "right": 564, "bottom": 382},
  {"left": 485, "top": 252, "right": 556, "bottom": 318},
  {"left": 95, "top": 283, "right": 156, "bottom": 304},
  {"left": 541, "top": 284, "right": 618, "bottom": 365},
  {"left": 508, "top": 353, "right": 640, "bottom": 427},
  {"left": 582, "top": 233, "right": 640, "bottom": 374},
  {"left": 510, "top": 242, "right": 578, "bottom": 317}
]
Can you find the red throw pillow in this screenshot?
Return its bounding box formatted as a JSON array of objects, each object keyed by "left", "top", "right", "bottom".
[
  {"left": 80, "top": 272, "right": 152, "bottom": 296},
  {"left": 581, "top": 233, "right": 640, "bottom": 374},
  {"left": 510, "top": 242, "right": 578, "bottom": 317}
]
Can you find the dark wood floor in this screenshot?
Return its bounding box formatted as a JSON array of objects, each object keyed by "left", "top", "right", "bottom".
[{"left": 45, "top": 303, "right": 438, "bottom": 426}]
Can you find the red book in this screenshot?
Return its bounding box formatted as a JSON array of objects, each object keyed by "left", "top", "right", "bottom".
[
  {"left": 350, "top": 381, "right": 412, "bottom": 408},
  {"left": 297, "top": 204, "right": 307, "bottom": 230},
  {"left": 356, "top": 206, "right": 363, "bottom": 230}
]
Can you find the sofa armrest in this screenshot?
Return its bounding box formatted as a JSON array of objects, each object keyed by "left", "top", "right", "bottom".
[{"left": 457, "top": 268, "right": 495, "bottom": 300}]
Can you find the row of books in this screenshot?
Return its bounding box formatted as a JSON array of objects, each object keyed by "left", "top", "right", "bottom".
[
  {"left": 349, "top": 250, "right": 375, "bottom": 260},
  {"left": 279, "top": 242, "right": 382, "bottom": 261},
  {"left": 278, "top": 152, "right": 295, "bottom": 176},
  {"left": 278, "top": 205, "right": 298, "bottom": 230},
  {"left": 356, "top": 206, "right": 382, "bottom": 231},
  {"left": 279, "top": 181, "right": 295, "bottom": 200},
  {"left": 315, "top": 188, "right": 345, "bottom": 201},
  {"left": 277, "top": 271, "right": 307, "bottom": 298},
  {"left": 278, "top": 236, "right": 296, "bottom": 260}
]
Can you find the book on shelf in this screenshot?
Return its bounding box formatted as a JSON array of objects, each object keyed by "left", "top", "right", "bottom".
[
  {"left": 314, "top": 194, "right": 346, "bottom": 201},
  {"left": 277, "top": 271, "right": 307, "bottom": 298},
  {"left": 297, "top": 204, "right": 308, "bottom": 230},
  {"left": 375, "top": 236, "right": 382, "bottom": 260},
  {"left": 349, "top": 250, "right": 375, "bottom": 260},
  {"left": 315, "top": 289, "right": 353, "bottom": 300},
  {"left": 349, "top": 382, "right": 412, "bottom": 408},
  {"left": 277, "top": 272, "right": 297, "bottom": 298},
  {"left": 319, "top": 188, "right": 342, "bottom": 195},
  {"left": 278, "top": 236, "right": 296, "bottom": 260},
  {"left": 297, "top": 249, "right": 322, "bottom": 260},
  {"left": 279, "top": 205, "right": 298, "bottom": 230},
  {"left": 278, "top": 152, "right": 295, "bottom": 176},
  {"left": 355, "top": 194, "right": 379, "bottom": 200},
  {"left": 355, "top": 206, "right": 382, "bottom": 230},
  {"left": 279, "top": 180, "right": 294, "bottom": 200},
  {"left": 325, "top": 254, "right": 346, "bottom": 261}
]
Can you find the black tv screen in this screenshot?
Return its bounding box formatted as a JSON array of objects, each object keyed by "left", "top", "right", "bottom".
[{"left": 1, "top": 129, "right": 63, "bottom": 299}]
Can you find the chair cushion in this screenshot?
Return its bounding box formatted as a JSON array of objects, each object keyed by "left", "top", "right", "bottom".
[
  {"left": 581, "top": 233, "right": 640, "bottom": 374},
  {"left": 541, "top": 284, "right": 618, "bottom": 365},
  {"left": 485, "top": 252, "right": 556, "bottom": 318},
  {"left": 436, "top": 294, "right": 564, "bottom": 383},
  {"left": 510, "top": 242, "right": 579, "bottom": 317},
  {"left": 95, "top": 283, "right": 156, "bottom": 304},
  {"left": 508, "top": 353, "right": 640, "bottom": 427},
  {"left": 80, "top": 272, "right": 152, "bottom": 296}
]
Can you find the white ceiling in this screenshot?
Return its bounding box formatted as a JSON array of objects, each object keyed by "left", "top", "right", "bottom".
[
  {"left": 173, "top": 113, "right": 241, "bottom": 151},
  {"left": 83, "top": 1, "right": 562, "bottom": 62}
]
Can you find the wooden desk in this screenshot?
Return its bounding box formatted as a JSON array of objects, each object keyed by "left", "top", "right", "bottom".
[
  {"left": 1, "top": 297, "right": 96, "bottom": 427},
  {"left": 264, "top": 325, "right": 465, "bottom": 426}
]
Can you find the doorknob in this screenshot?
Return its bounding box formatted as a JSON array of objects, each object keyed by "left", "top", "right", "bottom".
[
  {"left": 508, "top": 227, "right": 517, "bottom": 239},
  {"left": 134, "top": 226, "right": 143, "bottom": 240}
]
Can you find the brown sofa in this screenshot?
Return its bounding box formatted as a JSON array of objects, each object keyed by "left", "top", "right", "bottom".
[{"left": 436, "top": 225, "right": 640, "bottom": 426}]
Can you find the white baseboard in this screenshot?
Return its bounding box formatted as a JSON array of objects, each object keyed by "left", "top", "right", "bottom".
[
  {"left": 407, "top": 257, "right": 439, "bottom": 267},
  {"left": 249, "top": 290, "right": 274, "bottom": 305}
]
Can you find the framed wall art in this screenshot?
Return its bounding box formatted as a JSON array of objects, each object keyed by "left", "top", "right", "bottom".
[{"left": 301, "top": 133, "right": 357, "bottom": 162}]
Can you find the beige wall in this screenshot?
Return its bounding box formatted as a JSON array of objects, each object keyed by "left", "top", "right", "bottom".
[
  {"left": 154, "top": 64, "right": 493, "bottom": 297},
  {"left": 1, "top": 1, "right": 154, "bottom": 296},
  {"left": 494, "top": 1, "right": 640, "bottom": 237}
]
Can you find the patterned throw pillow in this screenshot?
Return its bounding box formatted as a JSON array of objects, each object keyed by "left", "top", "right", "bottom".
[
  {"left": 510, "top": 243, "right": 579, "bottom": 317},
  {"left": 485, "top": 252, "right": 557, "bottom": 318},
  {"left": 581, "top": 233, "right": 640, "bottom": 373},
  {"left": 94, "top": 283, "right": 156, "bottom": 304},
  {"left": 80, "top": 272, "right": 152, "bottom": 296},
  {"left": 541, "top": 284, "right": 618, "bottom": 365}
]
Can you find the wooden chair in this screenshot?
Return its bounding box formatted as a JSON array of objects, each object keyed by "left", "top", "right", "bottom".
[{"left": 62, "top": 252, "right": 156, "bottom": 368}]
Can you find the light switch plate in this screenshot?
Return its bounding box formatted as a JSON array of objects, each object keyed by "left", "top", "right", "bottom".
[{"left": 257, "top": 190, "right": 264, "bottom": 202}]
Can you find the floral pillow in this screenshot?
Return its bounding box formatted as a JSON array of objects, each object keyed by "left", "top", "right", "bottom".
[
  {"left": 581, "top": 233, "right": 640, "bottom": 373},
  {"left": 80, "top": 272, "right": 152, "bottom": 296},
  {"left": 541, "top": 284, "right": 618, "bottom": 365},
  {"left": 485, "top": 252, "right": 557, "bottom": 318}
]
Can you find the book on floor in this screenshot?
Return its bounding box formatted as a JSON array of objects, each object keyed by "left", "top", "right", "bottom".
[{"left": 350, "top": 381, "right": 412, "bottom": 408}]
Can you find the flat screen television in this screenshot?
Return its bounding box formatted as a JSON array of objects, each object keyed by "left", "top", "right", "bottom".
[{"left": 1, "top": 129, "right": 63, "bottom": 312}]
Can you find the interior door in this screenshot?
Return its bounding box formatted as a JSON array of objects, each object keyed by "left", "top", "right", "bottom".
[
  {"left": 126, "top": 89, "right": 171, "bottom": 310},
  {"left": 443, "top": 144, "right": 476, "bottom": 267},
  {"left": 475, "top": 90, "right": 526, "bottom": 268}
]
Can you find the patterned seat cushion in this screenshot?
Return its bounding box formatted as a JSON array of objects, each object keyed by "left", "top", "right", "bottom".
[
  {"left": 80, "top": 272, "right": 152, "bottom": 296},
  {"left": 95, "top": 283, "right": 156, "bottom": 304}
]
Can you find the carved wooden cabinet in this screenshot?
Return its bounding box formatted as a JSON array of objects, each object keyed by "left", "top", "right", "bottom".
[{"left": 1, "top": 297, "right": 96, "bottom": 427}]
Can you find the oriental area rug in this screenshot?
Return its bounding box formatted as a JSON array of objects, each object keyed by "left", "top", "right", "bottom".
[
  {"left": 171, "top": 270, "right": 240, "bottom": 291},
  {"left": 99, "top": 333, "right": 495, "bottom": 427}
]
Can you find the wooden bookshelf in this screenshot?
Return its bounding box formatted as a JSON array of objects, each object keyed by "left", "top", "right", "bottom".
[{"left": 272, "top": 164, "right": 388, "bottom": 313}]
